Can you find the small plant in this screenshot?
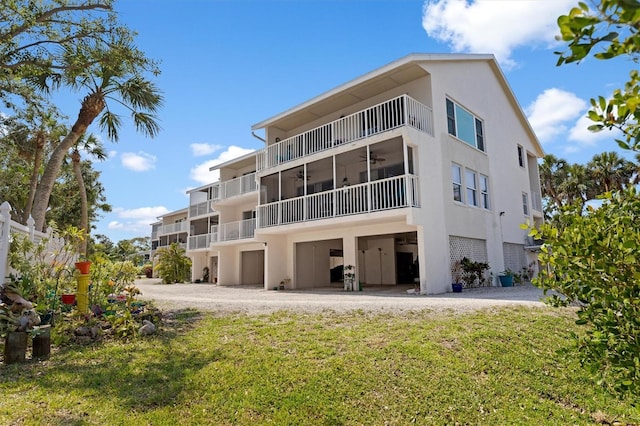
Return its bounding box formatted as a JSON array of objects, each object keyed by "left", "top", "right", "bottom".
[
  {"left": 460, "top": 257, "right": 490, "bottom": 288},
  {"left": 202, "top": 267, "right": 209, "bottom": 283},
  {"left": 451, "top": 260, "right": 463, "bottom": 284}
]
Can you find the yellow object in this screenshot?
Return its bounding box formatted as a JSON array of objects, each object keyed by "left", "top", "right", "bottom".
[{"left": 76, "top": 274, "right": 90, "bottom": 314}]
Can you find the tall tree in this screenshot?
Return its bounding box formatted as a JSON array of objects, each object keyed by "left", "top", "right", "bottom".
[
  {"left": 71, "top": 134, "right": 106, "bottom": 255},
  {"left": 28, "top": 15, "right": 163, "bottom": 231},
  {"left": 0, "top": 1, "right": 114, "bottom": 103},
  {"left": 587, "top": 151, "right": 634, "bottom": 192}
]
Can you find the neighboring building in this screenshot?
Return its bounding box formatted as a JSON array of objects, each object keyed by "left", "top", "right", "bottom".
[
  {"left": 173, "top": 53, "right": 544, "bottom": 294},
  {"left": 150, "top": 208, "right": 189, "bottom": 276}
]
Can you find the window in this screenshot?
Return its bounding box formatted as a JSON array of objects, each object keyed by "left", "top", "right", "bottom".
[
  {"left": 517, "top": 145, "right": 525, "bottom": 168},
  {"left": 446, "top": 99, "right": 456, "bottom": 136},
  {"left": 480, "top": 175, "right": 490, "bottom": 209},
  {"left": 446, "top": 98, "right": 485, "bottom": 151},
  {"left": 522, "top": 192, "right": 529, "bottom": 216},
  {"left": 452, "top": 164, "right": 462, "bottom": 202},
  {"left": 466, "top": 169, "right": 478, "bottom": 207}
]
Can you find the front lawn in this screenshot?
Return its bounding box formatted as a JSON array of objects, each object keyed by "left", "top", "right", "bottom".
[{"left": 0, "top": 307, "right": 637, "bottom": 425}]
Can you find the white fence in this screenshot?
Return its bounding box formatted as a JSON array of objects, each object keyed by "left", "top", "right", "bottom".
[{"left": 0, "top": 201, "right": 67, "bottom": 282}]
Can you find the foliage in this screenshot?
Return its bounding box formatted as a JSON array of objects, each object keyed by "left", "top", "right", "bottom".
[
  {"left": 556, "top": 0, "right": 640, "bottom": 151},
  {"left": 0, "top": 308, "right": 638, "bottom": 423},
  {"left": 154, "top": 243, "right": 191, "bottom": 284},
  {"left": 0, "top": 115, "right": 111, "bottom": 230},
  {"left": 8, "top": 224, "right": 83, "bottom": 312},
  {"left": 539, "top": 152, "right": 637, "bottom": 221},
  {"left": 459, "top": 257, "right": 490, "bottom": 288},
  {"left": 529, "top": 187, "right": 640, "bottom": 397}
]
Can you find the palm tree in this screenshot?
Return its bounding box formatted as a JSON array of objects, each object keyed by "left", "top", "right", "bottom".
[
  {"left": 587, "top": 151, "right": 633, "bottom": 193},
  {"left": 70, "top": 134, "right": 106, "bottom": 255},
  {"left": 539, "top": 154, "right": 569, "bottom": 216},
  {"left": 30, "top": 36, "right": 163, "bottom": 231}
]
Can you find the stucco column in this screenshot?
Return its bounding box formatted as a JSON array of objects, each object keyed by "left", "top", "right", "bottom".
[
  {"left": 216, "top": 246, "right": 233, "bottom": 285},
  {"left": 343, "top": 235, "right": 357, "bottom": 290},
  {"left": 263, "top": 235, "right": 287, "bottom": 290}
]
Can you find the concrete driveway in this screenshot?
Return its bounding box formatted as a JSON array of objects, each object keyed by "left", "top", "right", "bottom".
[{"left": 135, "top": 279, "right": 549, "bottom": 314}]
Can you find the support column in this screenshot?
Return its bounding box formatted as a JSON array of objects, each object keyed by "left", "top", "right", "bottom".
[
  {"left": 343, "top": 235, "right": 357, "bottom": 291},
  {"left": 263, "top": 236, "right": 287, "bottom": 290}
]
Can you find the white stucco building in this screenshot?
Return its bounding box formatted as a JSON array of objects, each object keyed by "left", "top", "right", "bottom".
[{"left": 173, "top": 53, "right": 544, "bottom": 294}]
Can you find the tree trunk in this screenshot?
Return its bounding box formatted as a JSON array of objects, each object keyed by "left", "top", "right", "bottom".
[
  {"left": 72, "top": 150, "right": 89, "bottom": 255},
  {"left": 31, "top": 92, "right": 104, "bottom": 231},
  {"left": 22, "top": 132, "right": 46, "bottom": 224}
]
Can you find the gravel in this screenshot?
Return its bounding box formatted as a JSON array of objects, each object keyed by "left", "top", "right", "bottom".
[{"left": 135, "top": 279, "right": 549, "bottom": 315}]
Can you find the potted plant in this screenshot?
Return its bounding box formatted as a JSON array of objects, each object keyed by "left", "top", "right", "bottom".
[
  {"left": 451, "top": 260, "right": 464, "bottom": 292},
  {"left": 498, "top": 269, "right": 514, "bottom": 287},
  {"left": 75, "top": 258, "right": 92, "bottom": 275}
]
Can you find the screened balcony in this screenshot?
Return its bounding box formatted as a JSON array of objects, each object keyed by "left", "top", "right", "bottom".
[{"left": 258, "top": 174, "right": 419, "bottom": 228}]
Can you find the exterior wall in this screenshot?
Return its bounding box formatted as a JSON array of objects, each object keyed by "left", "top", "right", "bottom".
[
  {"left": 169, "top": 55, "right": 543, "bottom": 295},
  {"left": 425, "top": 60, "right": 541, "bottom": 284}
]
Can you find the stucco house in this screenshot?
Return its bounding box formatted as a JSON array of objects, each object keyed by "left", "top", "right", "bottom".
[{"left": 176, "top": 53, "right": 544, "bottom": 294}]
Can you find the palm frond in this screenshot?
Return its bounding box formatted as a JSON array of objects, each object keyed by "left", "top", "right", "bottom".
[{"left": 98, "top": 111, "right": 122, "bottom": 142}]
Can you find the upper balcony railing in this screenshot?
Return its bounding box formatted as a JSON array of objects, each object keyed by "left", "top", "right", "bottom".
[
  {"left": 256, "top": 95, "right": 433, "bottom": 172},
  {"left": 189, "top": 200, "right": 215, "bottom": 218},
  {"left": 258, "top": 174, "right": 419, "bottom": 228},
  {"left": 188, "top": 232, "right": 217, "bottom": 250},
  {"left": 219, "top": 218, "right": 256, "bottom": 242},
  {"left": 218, "top": 172, "right": 258, "bottom": 200},
  {"left": 157, "top": 221, "right": 189, "bottom": 236}
]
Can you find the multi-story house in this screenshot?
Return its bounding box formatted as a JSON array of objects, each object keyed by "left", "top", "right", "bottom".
[
  {"left": 150, "top": 208, "right": 189, "bottom": 270},
  {"left": 181, "top": 53, "right": 544, "bottom": 294}
]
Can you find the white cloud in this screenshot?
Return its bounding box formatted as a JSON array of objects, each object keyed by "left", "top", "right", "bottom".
[
  {"left": 525, "top": 88, "right": 587, "bottom": 143},
  {"left": 108, "top": 206, "right": 170, "bottom": 234},
  {"left": 121, "top": 151, "right": 157, "bottom": 171},
  {"left": 422, "top": 0, "right": 575, "bottom": 68},
  {"left": 567, "top": 110, "right": 625, "bottom": 148},
  {"left": 190, "top": 143, "right": 223, "bottom": 157},
  {"left": 190, "top": 145, "right": 255, "bottom": 185}
]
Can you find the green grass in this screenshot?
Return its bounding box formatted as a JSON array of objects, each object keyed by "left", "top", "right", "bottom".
[{"left": 1, "top": 306, "right": 638, "bottom": 425}]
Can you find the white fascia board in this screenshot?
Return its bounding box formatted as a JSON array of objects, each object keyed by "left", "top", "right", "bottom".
[{"left": 208, "top": 150, "right": 257, "bottom": 172}]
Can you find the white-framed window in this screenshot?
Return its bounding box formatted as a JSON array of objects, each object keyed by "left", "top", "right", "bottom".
[
  {"left": 466, "top": 169, "right": 478, "bottom": 207},
  {"left": 480, "top": 175, "right": 490, "bottom": 210},
  {"left": 517, "top": 145, "right": 525, "bottom": 168},
  {"left": 446, "top": 98, "right": 485, "bottom": 152},
  {"left": 522, "top": 192, "right": 529, "bottom": 216},
  {"left": 452, "top": 164, "right": 463, "bottom": 202}
]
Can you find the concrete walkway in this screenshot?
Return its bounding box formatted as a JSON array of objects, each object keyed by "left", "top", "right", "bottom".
[{"left": 135, "top": 278, "right": 549, "bottom": 314}]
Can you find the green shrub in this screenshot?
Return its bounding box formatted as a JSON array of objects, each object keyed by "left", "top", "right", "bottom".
[
  {"left": 530, "top": 187, "right": 640, "bottom": 397},
  {"left": 154, "top": 243, "right": 191, "bottom": 284}
]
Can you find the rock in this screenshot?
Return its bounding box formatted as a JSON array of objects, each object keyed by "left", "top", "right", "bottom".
[
  {"left": 75, "top": 326, "right": 91, "bottom": 336},
  {"left": 138, "top": 320, "right": 156, "bottom": 335}
]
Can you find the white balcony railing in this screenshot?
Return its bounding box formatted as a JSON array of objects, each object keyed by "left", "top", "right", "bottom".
[
  {"left": 188, "top": 233, "right": 216, "bottom": 250},
  {"left": 258, "top": 174, "right": 419, "bottom": 228},
  {"left": 189, "top": 200, "right": 215, "bottom": 218},
  {"left": 219, "top": 172, "right": 258, "bottom": 200},
  {"left": 157, "top": 221, "right": 189, "bottom": 236},
  {"left": 219, "top": 218, "right": 256, "bottom": 242},
  {"left": 256, "top": 95, "right": 433, "bottom": 171}
]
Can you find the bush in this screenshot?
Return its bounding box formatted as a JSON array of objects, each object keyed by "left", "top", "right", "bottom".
[
  {"left": 530, "top": 187, "right": 640, "bottom": 397},
  {"left": 154, "top": 243, "right": 191, "bottom": 284}
]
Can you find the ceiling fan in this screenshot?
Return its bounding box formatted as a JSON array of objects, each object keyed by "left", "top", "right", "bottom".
[
  {"left": 360, "top": 152, "right": 386, "bottom": 165},
  {"left": 290, "top": 170, "right": 309, "bottom": 181}
]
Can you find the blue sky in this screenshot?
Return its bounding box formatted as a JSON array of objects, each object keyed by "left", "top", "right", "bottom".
[{"left": 49, "top": 0, "right": 631, "bottom": 243}]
